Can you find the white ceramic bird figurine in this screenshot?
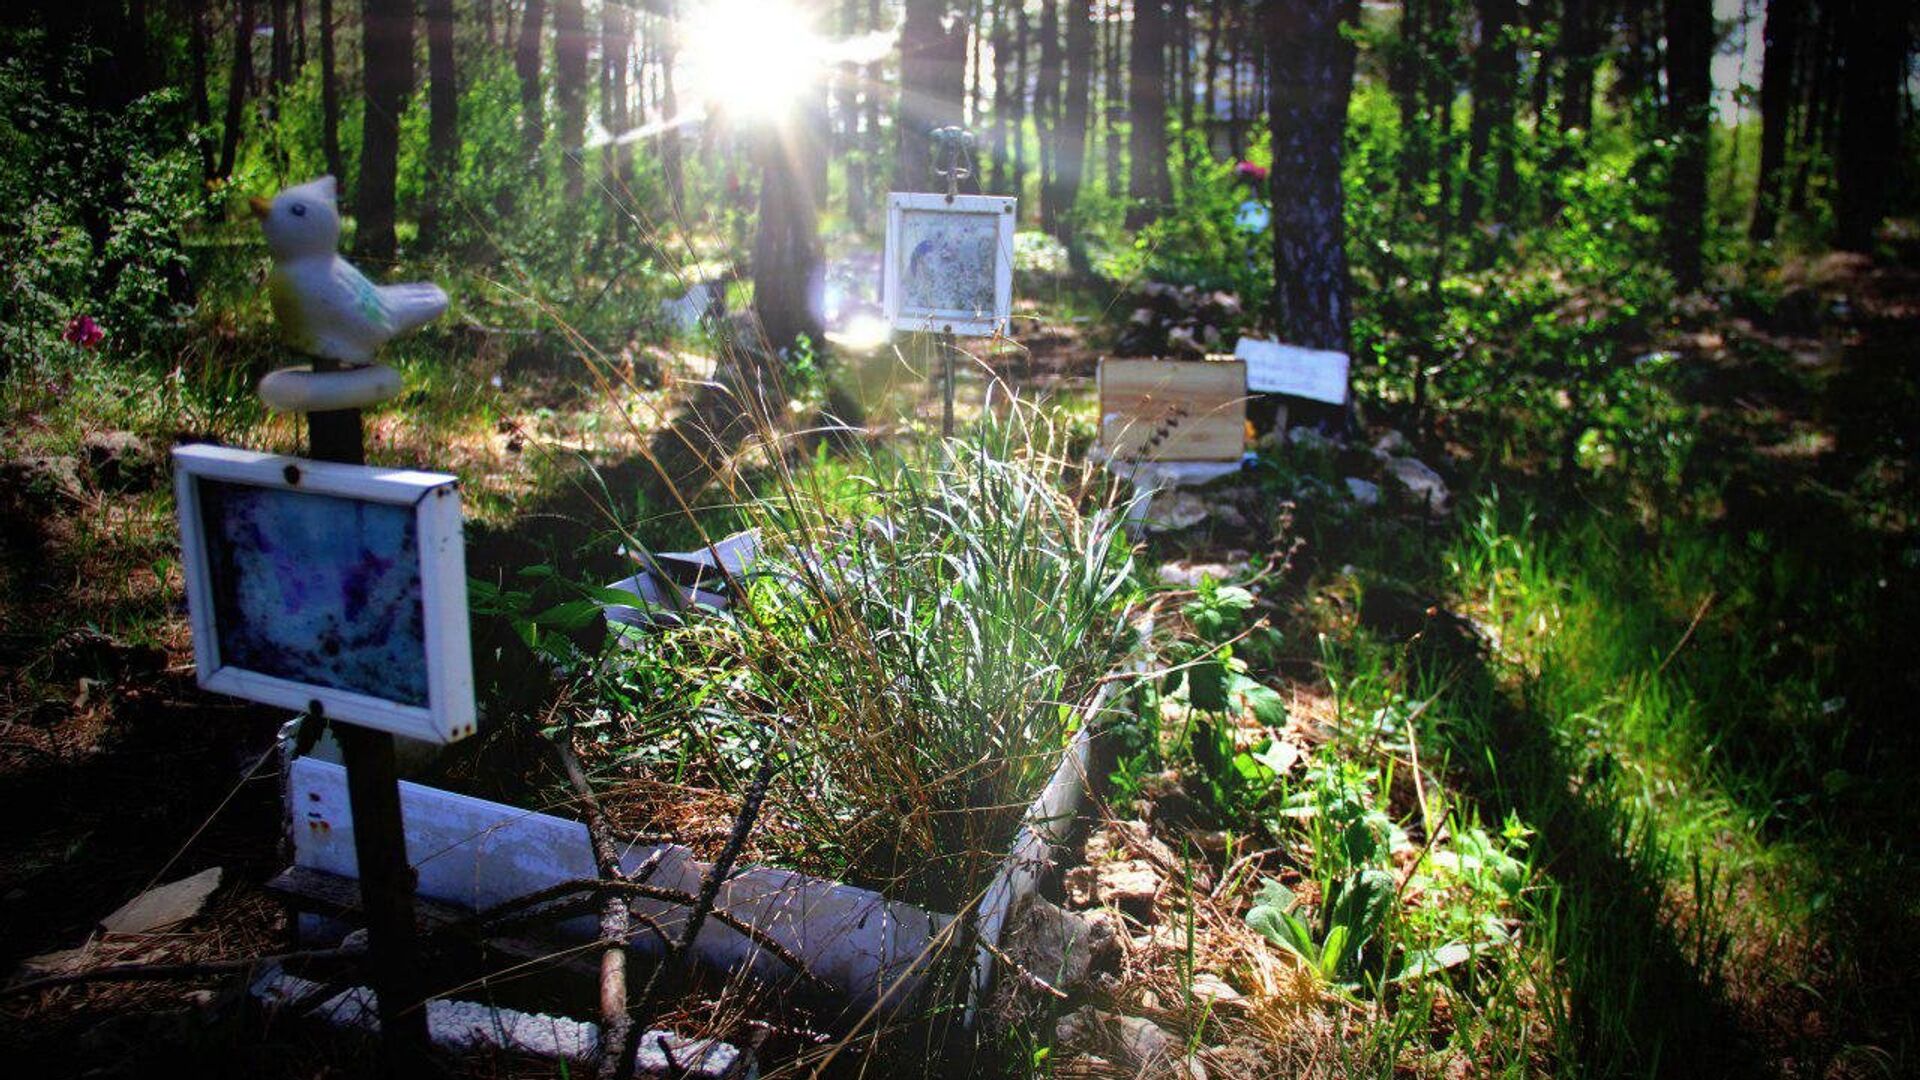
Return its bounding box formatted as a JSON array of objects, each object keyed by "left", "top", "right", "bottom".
[{"left": 250, "top": 176, "right": 447, "bottom": 364}]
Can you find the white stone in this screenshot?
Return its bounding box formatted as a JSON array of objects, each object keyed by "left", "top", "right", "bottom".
[
  {"left": 99, "top": 867, "right": 222, "bottom": 935},
  {"left": 1385, "top": 457, "right": 1450, "bottom": 513},
  {"left": 1344, "top": 477, "right": 1381, "bottom": 506}
]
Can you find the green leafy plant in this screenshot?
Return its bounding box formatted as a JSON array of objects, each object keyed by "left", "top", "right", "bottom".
[{"left": 1247, "top": 869, "right": 1397, "bottom": 989}]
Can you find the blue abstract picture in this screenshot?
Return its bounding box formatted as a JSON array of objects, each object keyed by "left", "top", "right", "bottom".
[
  {"left": 198, "top": 480, "right": 429, "bottom": 706},
  {"left": 899, "top": 209, "right": 998, "bottom": 315}
]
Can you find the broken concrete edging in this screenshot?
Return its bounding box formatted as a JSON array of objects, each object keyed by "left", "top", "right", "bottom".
[
  {"left": 253, "top": 963, "right": 752, "bottom": 1078},
  {"left": 287, "top": 756, "right": 949, "bottom": 1014}
]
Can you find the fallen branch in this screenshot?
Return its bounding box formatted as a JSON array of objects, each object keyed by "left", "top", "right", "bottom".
[
  {"left": 548, "top": 735, "right": 635, "bottom": 1080},
  {"left": 0, "top": 945, "right": 362, "bottom": 1000}
]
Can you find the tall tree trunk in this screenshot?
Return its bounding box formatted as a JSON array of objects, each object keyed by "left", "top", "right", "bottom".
[
  {"left": 217, "top": 0, "right": 255, "bottom": 180},
  {"left": 420, "top": 0, "right": 458, "bottom": 251},
  {"left": 600, "top": 0, "right": 633, "bottom": 221},
  {"left": 516, "top": 0, "right": 547, "bottom": 159},
  {"left": 190, "top": 0, "right": 214, "bottom": 179},
  {"left": 1013, "top": 4, "right": 1030, "bottom": 196},
  {"left": 753, "top": 117, "right": 826, "bottom": 353},
  {"left": 1226, "top": 1, "right": 1245, "bottom": 157},
  {"left": 1048, "top": 0, "right": 1093, "bottom": 242},
  {"left": 319, "top": 0, "right": 344, "bottom": 183},
  {"left": 1126, "top": 0, "right": 1171, "bottom": 227},
  {"left": 1204, "top": 0, "right": 1222, "bottom": 157},
  {"left": 271, "top": 0, "right": 292, "bottom": 89},
  {"left": 356, "top": 0, "right": 414, "bottom": 262},
  {"left": 990, "top": 2, "right": 1014, "bottom": 191},
  {"left": 1262, "top": 0, "right": 1362, "bottom": 362},
  {"left": 1559, "top": 0, "right": 1596, "bottom": 134},
  {"left": 898, "top": 0, "right": 965, "bottom": 192},
  {"left": 1036, "top": 0, "right": 1063, "bottom": 227},
  {"left": 1460, "top": 0, "right": 1517, "bottom": 229},
  {"left": 660, "top": 1, "right": 684, "bottom": 212},
  {"left": 1663, "top": 0, "right": 1712, "bottom": 290},
  {"left": 1750, "top": 0, "right": 1803, "bottom": 240},
  {"left": 554, "top": 0, "right": 588, "bottom": 199},
  {"left": 1834, "top": 0, "right": 1904, "bottom": 250},
  {"left": 1104, "top": 0, "right": 1122, "bottom": 192}
]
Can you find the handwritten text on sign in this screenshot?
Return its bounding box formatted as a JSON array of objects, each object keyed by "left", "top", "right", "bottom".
[{"left": 1234, "top": 338, "right": 1349, "bottom": 405}]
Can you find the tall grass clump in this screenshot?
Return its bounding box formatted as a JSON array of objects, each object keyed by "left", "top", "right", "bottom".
[
  {"left": 591, "top": 399, "right": 1141, "bottom": 911},
  {"left": 739, "top": 402, "right": 1140, "bottom": 907}
]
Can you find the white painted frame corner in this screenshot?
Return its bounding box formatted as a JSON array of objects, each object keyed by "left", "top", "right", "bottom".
[
  {"left": 172, "top": 443, "right": 477, "bottom": 744},
  {"left": 883, "top": 192, "right": 1017, "bottom": 338}
]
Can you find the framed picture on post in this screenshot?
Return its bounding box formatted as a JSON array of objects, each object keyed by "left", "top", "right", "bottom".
[
  {"left": 883, "top": 192, "right": 1017, "bottom": 337},
  {"left": 172, "top": 444, "right": 476, "bottom": 744}
]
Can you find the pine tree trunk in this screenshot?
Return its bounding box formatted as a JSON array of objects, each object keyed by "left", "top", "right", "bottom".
[
  {"left": 271, "top": 0, "right": 291, "bottom": 89},
  {"left": 898, "top": 0, "right": 964, "bottom": 192},
  {"left": 1262, "top": 0, "right": 1361, "bottom": 360},
  {"left": 1460, "top": 0, "right": 1516, "bottom": 229},
  {"left": 217, "top": 0, "right": 255, "bottom": 180},
  {"left": 1559, "top": 0, "right": 1595, "bottom": 134},
  {"left": 319, "top": 0, "right": 343, "bottom": 183},
  {"left": 753, "top": 123, "right": 826, "bottom": 353},
  {"left": 1203, "top": 0, "right": 1222, "bottom": 156},
  {"left": 1036, "top": 0, "right": 1062, "bottom": 228},
  {"left": 1835, "top": 0, "right": 1904, "bottom": 250},
  {"left": 601, "top": 0, "right": 630, "bottom": 202},
  {"left": 1663, "top": 0, "right": 1712, "bottom": 290},
  {"left": 990, "top": 2, "right": 1014, "bottom": 192},
  {"left": 553, "top": 0, "right": 588, "bottom": 199},
  {"left": 419, "top": 0, "right": 457, "bottom": 251},
  {"left": 516, "top": 0, "right": 547, "bottom": 159},
  {"left": 356, "top": 0, "right": 414, "bottom": 262},
  {"left": 1104, "top": 0, "right": 1122, "bottom": 193},
  {"left": 1126, "top": 0, "right": 1171, "bottom": 227},
  {"left": 1049, "top": 0, "right": 1093, "bottom": 242},
  {"left": 191, "top": 0, "right": 214, "bottom": 179},
  {"left": 1750, "top": 0, "right": 1803, "bottom": 240},
  {"left": 660, "top": 0, "right": 684, "bottom": 212},
  {"left": 1013, "top": 5, "right": 1029, "bottom": 197}
]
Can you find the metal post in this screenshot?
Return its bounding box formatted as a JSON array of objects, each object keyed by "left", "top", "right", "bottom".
[{"left": 306, "top": 357, "right": 431, "bottom": 1074}]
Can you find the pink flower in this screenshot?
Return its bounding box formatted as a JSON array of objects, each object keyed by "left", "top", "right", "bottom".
[
  {"left": 1234, "top": 161, "right": 1270, "bottom": 182},
  {"left": 63, "top": 315, "right": 105, "bottom": 349}
]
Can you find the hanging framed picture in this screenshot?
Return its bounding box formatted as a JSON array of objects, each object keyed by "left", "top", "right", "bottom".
[
  {"left": 883, "top": 192, "right": 1017, "bottom": 337},
  {"left": 172, "top": 444, "right": 476, "bottom": 744}
]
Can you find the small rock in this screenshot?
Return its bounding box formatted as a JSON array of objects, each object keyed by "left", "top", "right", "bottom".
[
  {"left": 1189, "top": 972, "right": 1245, "bottom": 1006},
  {"left": 100, "top": 866, "right": 223, "bottom": 935},
  {"left": 1166, "top": 324, "right": 1205, "bottom": 357},
  {"left": 0, "top": 455, "right": 86, "bottom": 509},
  {"left": 1371, "top": 428, "right": 1409, "bottom": 456},
  {"left": 986, "top": 897, "right": 1121, "bottom": 1029},
  {"left": 1384, "top": 457, "right": 1450, "bottom": 513},
  {"left": 1056, "top": 1007, "right": 1207, "bottom": 1080},
  {"left": 1343, "top": 476, "right": 1381, "bottom": 506},
  {"left": 1155, "top": 559, "right": 1253, "bottom": 588},
  {"left": 1286, "top": 426, "right": 1338, "bottom": 452},
  {"left": 81, "top": 431, "right": 157, "bottom": 493},
  {"left": 1143, "top": 490, "right": 1209, "bottom": 532},
  {"left": 19, "top": 946, "right": 90, "bottom": 977}
]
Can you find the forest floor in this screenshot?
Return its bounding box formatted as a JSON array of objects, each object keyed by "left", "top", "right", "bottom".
[{"left": 0, "top": 247, "right": 1915, "bottom": 1077}]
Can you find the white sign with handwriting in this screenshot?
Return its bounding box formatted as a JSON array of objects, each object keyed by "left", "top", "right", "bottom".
[{"left": 1234, "top": 337, "right": 1349, "bottom": 405}]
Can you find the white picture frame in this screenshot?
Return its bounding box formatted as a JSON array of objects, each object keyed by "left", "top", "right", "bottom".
[
  {"left": 1234, "top": 337, "right": 1351, "bottom": 405},
  {"left": 883, "top": 192, "right": 1017, "bottom": 337},
  {"left": 172, "top": 444, "right": 476, "bottom": 744}
]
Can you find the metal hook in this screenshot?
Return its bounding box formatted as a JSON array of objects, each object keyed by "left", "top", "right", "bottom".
[{"left": 929, "top": 125, "right": 976, "bottom": 203}]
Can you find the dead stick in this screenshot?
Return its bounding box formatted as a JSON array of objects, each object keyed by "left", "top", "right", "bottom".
[
  {"left": 548, "top": 735, "right": 634, "bottom": 1080},
  {"left": 0, "top": 945, "right": 362, "bottom": 1000},
  {"left": 628, "top": 730, "right": 782, "bottom": 1075}
]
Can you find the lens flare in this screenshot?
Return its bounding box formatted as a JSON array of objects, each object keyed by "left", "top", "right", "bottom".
[{"left": 681, "top": 0, "right": 827, "bottom": 123}]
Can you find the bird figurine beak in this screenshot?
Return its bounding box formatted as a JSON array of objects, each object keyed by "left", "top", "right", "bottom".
[{"left": 249, "top": 196, "right": 272, "bottom": 220}]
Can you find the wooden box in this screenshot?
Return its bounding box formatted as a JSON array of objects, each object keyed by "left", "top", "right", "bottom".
[{"left": 1097, "top": 357, "right": 1248, "bottom": 462}]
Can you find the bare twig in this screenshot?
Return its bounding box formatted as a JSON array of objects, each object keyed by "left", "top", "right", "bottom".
[
  {"left": 0, "top": 945, "right": 362, "bottom": 1000},
  {"left": 548, "top": 735, "right": 634, "bottom": 1080}
]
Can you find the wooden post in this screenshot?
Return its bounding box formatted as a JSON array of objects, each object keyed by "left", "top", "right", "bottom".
[
  {"left": 939, "top": 331, "right": 957, "bottom": 438},
  {"left": 306, "top": 357, "right": 431, "bottom": 1074}
]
